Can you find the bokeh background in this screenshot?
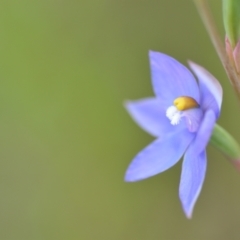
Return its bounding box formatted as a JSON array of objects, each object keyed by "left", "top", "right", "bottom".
[{"left": 0, "top": 0, "right": 240, "bottom": 239}]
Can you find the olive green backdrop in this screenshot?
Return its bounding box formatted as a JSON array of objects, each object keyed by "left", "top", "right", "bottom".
[{"left": 0, "top": 0, "right": 240, "bottom": 239}]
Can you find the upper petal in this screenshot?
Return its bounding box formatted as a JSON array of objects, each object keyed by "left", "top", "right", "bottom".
[
  {"left": 125, "top": 128, "right": 195, "bottom": 182},
  {"left": 149, "top": 51, "right": 200, "bottom": 104},
  {"left": 125, "top": 98, "right": 186, "bottom": 137},
  {"left": 188, "top": 110, "right": 216, "bottom": 156},
  {"left": 188, "top": 61, "right": 223, "bottom": 118},
  {"left": 179, "top": 150, "right": 207, "bottom": 218}
]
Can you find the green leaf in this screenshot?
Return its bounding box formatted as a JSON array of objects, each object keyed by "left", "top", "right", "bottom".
[
  {"left": 223, "top": 0, "right": 240, "bottom": 47},
  {"left": 210, "top": 123, "right": 240, "bottom": 159}
]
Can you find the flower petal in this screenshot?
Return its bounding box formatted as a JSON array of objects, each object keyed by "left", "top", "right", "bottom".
[
  {"left": 188, "top": 61, "right": 223, "bottom": 118},
  {"left": 125, "top": 98, "right": 186, "bottom": 137},
  {"left": 149, "top": 51, "right": 200, "bottom": 104},
  {"left": 179, "top": 150, "right": 207, "bottom": 218},
  {"left": 125, "top": 128, "right": 195, "bottom": 182},
  {"left": 188, "top": 110, "right": 216, "bottom": 156},
  {"left": 182, "top": 108, "right": 203, "bottom": 133}
]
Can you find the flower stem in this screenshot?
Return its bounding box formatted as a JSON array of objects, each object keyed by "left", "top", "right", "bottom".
[
  {"left": 194, "top": 0, "right": 240, "bottom": 101},
  {"left": 210, "top": 123, "right": 240, "bottom": 171},
  {"left": 210, "top": 124, "right": 240, "bottom": 160}
]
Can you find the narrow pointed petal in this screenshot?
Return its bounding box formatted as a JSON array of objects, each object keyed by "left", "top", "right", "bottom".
[
  {"left": 125, "top": 98, "right": 186, "bottom": 137},
  {"left": 125, "top": 129, "right": 195, "bottom": 182},
  {"left": 149, "top": 51, "right": 200, "bottom": 105},
  {"left": 188, "top": 61, "right": 223, "bottom": 118},
  {"left": 188, "top": 110, "right": 216, "bottom": 156},
  {"left": 179, "top": 151, "right": 207, "bottom": 218}
]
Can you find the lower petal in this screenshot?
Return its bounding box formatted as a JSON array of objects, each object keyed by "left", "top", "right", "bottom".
[
  {"left": 125, "top": 128, "right": 195, "bottom": 182},
  {"left": 179, "top": 150, "right": 207, "bottom": 218}
]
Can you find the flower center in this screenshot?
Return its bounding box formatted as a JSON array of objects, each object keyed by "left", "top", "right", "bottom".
[
  {"left": 173, "top": 96, "right": 199, "bottom": 111},
  {"left": 166, "top": 96, "right": 201, "bottom": 131}
]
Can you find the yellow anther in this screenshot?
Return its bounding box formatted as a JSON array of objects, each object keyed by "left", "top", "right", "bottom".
[{"left": 173, "top": 96, "right": 199, "bottom": 111}]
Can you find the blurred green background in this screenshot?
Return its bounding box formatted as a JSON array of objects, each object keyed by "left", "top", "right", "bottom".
[{"left": 0, "top": 0, "right": 240, "bottom": 239}]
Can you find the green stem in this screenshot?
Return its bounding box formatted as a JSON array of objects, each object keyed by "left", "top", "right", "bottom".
[
  {"left": 210, "top": 124, "right": 240, "bottom": 160},
  {"left": 194, "top": 0, "right": 240, "bottom": 101},
  {"left": 194, "top": 0, "right": 226, "bottom": 65}
]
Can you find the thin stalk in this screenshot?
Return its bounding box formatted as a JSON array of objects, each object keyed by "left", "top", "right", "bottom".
[{"left": 194, "top": 0, "right": 240, "bottom": 101}]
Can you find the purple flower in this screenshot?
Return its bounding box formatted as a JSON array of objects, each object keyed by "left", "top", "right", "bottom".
[{"left": 125, "top": 51, "right": 222, "bottom": 218}]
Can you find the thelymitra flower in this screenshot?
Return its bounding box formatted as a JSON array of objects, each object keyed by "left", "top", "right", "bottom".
[{"left": 125, "top": 51, "right": 222, "bottom": 218}]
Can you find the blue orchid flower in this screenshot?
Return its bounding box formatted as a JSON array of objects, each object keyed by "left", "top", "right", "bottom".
[{"left": 125, "top": 51, "right": 223, "bottom": 218}]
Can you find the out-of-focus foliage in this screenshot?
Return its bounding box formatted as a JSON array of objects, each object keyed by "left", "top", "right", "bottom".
[
  {"left": 223, "top": 0, "right": 240, "bottom": 47},
  {"left": 0, "top": 0, "right": 240, "bottom": 239}
]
